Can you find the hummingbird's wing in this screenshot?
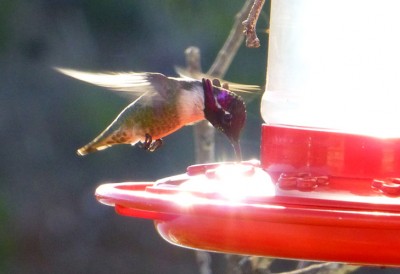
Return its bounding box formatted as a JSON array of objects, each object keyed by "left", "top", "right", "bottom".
[
  {"left": 174, "top": 66, "right": 261, "bottom": 93},
  {"left": 55, "top": 67, "right": 173, "bottom": 101}
]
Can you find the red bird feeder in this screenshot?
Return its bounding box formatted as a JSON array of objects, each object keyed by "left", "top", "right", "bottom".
[
  {"left": 95, "top": 0, "right": 400, "bottom": 266},
  {"left": 96, "top": 126, "right": 400, "bottom": 266}
]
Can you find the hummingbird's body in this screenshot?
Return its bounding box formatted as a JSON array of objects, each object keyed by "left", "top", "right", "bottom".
[
  {"left": 57, "top": 68, "right": 255, "bottom": 159},
  {"left": 77, "top": 79, "right": 205, "bottom": 155}
]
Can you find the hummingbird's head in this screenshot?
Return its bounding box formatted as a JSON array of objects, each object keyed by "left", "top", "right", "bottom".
[{"left": 202, "top": 78, "right": 246, "bottom": 160}]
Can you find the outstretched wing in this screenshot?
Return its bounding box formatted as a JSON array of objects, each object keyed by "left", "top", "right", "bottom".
[
  {"left": 55, "top": 67, "right": 173, "bottom": 100},
  {"left": 174, "top": 66, "right": 261, "bottom": 93}
]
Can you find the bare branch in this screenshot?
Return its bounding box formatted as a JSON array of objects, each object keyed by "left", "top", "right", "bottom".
[
  {"left": 273, "top": 262, "right": 335, "bottom": 274},
  {"left": 195, "top": 249, "right": 213, "bottom": 274},
  {"left": 185, "top": 47, "right": 202, "bottom": 74},
  {"left": 185, "top": 47, "right": 216, "bottom": 165},
  {"left": 242, "top": 0, "right": 266, "bottom": 48},
  {"left": 185, "top": 46, "right": 214, "bottom": 274},
  {"left": 187, "top": 0, "right": 267, "bottom": 271},
  {"left": 188, "top": 1, "right": 257, "bottom": 164},
  {"left": 207, "top": 0, "right": 254, "bottom": 78},
  {"left": 271, "top": 262, "right": 361, "bottom": 274}
]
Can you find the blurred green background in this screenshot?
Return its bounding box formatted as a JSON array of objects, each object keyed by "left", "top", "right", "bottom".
[{"left": 0, "top": 1, "right": 267, "bottom": 273}]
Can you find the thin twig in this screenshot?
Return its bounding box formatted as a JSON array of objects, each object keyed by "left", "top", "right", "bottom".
[
  {"left": 185, "top": 46, "right": 202, "bottom": 74},
  {"left": 271, "top": 262, "right": 360, "bottom": 274},
  {"left": 242, "top": 0, "right": 266, "bottom": 48},
  {"left": 207, "top": 0, "right": 254, "bottom": 78},
  {"left": 188, "top": 1, "right": 266, "bottom": 273},
  {"left": 185, "top": 47, "right": 216, "bottom": 165},
  {"left": 185, "top": 47, "right": 213, "bottom": 274},
  {"left": 195, "top": 250, "right": 213, "bottom": 274},
  {"left": 272, "top": 262, "right": 335, "bottom": 274},
  {"left": 189, "top": 1, "right": 256, "bottom": 162},
  {"left": 197, "top": 1, "right": 260, "bottom": 272}
]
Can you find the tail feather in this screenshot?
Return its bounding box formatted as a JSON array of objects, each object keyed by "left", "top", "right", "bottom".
[
  {"left": 76, "top": 127, "right": 138, "bottom": 156},
  {"left": 77, "top": 143, "right": 109, "bottom": 156},
  {"left": 76, "top": 131, "right": 113, "bottom": 156}
]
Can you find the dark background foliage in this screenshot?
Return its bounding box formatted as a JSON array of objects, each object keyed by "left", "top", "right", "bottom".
[{"left": 0, "top": 1, "right": 266, "bottom": 273}]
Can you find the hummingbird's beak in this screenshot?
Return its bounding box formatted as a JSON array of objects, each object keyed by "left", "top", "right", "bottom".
[{"left": 231, "top": 139, "right": 242, "bottom": 162}]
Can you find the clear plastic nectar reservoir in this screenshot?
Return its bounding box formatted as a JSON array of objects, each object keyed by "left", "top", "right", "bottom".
[{"left": 261, "top": 0, "right": 400, "bottom": 137}]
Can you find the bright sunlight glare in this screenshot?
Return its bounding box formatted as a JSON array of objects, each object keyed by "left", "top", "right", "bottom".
[
  {"left": 175, "top": 164, "right": 275, "bottom": 206},
  {"left": 262, "top": 0, "right": 400, "bottom": 138}
]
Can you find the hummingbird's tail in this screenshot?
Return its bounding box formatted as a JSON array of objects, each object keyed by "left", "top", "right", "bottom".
[
  {"left": 77, "top": 143, "right": 105, "bottom": 156},
  {"left": 76, "top": 139, "right": 112, "bottom": 156},
  {"left": 76, "top": 127, "right": 136, "bottom": 156}
]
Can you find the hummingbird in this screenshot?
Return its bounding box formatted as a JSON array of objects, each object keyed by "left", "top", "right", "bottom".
[{"left": 56, "top": 68, "right": 258, "bottom": 160}]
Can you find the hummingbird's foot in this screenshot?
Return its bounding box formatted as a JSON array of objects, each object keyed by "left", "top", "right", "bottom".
[
  {"left": 140, "top": 133, "right": 163, "bottom": 152},
  {"left": 148, "top": 138, "right": 163, "bottom": 152}
]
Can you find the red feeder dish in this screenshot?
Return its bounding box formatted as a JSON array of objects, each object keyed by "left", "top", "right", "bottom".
[
  {"left": 96, "top": 125, "right": 400, "bottom": 267},
  {"left": 95, "top": 0, "right": 400, "bottom": 266}
]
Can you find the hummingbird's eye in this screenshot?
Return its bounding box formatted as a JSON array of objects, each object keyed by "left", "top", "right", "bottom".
[{"left": 222, "top": 112, "right": 232, "bottom": 126}]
